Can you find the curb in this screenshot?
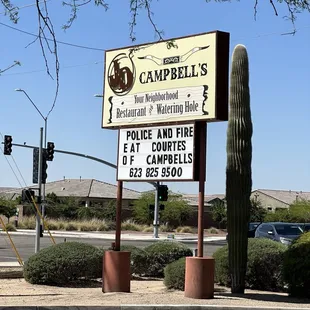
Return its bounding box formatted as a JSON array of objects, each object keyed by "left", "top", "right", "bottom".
[
  {"left": 0, "top": 231, "right": 226, "bottom": 243},
  {"left": 0, "top": 306, "right": 308, "bottom": 310}
]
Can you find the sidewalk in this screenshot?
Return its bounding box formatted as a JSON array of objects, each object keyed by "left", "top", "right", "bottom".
[
  {"left": 0, "top": 229, "right": 226, "bottom": 243},
  {"left": 0, "top": 278, "right": 309, "bottom": 309}
]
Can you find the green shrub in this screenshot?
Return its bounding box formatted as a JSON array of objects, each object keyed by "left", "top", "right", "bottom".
[
  {"left": 164, "top": 257, "right": 186, "bottom": 290},
  {"left": 24, "top": 242, "right": 103, "bottom": 285},
  {"left": 213, "top": 238, "right": 286, "bottom": 291},
  {"left": 144, "top": 240, "right": 192, "bottom": 277},
  {"left": 213, "top": 244, "right": 230, "bottom": 286},
  {"left": 283, "top": 232, "right": 310, "bottom": 298},
  {"left": 5, "top": 223, "right": 17, "bottom": 231}
]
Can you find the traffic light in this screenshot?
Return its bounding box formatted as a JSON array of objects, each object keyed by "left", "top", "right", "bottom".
[
  {"left": 158, "top": 185, "right": 168, "bottom": 201},
  {"left": 3, "top": 135, "right": 12, "bottom": 155},
  {"left": 41, "top": 155, "right": 48, "bottom": 184},
  {"left": 159, "top": 204, "right": 165, "bottom": 211},
  {"left": 21, "top": 189, "right": 35, "bottom": 203},
  {"left": 32, "top": 148, "right": 39, "bottom": 184},
  {"left": 46, "top": 141, "right": 55, "bottom": 161}
]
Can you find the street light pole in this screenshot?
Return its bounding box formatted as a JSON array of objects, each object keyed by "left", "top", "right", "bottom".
[{"left": 15, "top": 88, "right": 48, "bottom": 221}]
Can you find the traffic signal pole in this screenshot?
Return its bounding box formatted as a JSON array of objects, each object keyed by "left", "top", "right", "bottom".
[
  {"left": 35, "top": 127, "right": 43, "bottom": 253},
  {"left": 153, "top": 182, "right": 160, "bottom": 238}
]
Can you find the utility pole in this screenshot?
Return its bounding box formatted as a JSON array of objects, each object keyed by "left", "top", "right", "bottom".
[
  {"left": 153, "top": 182, "right": 160, "bottom": 238},
  {"left": 35, "top": 127, "right": 43, "bottom": 253}
]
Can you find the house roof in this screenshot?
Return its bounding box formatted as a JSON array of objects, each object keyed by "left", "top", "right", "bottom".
[
  {"left": 182, "top": 194, "right": 225, "bottom": 203},
  {"left": 252, "top": 189, "right": 310, "bottom": 205},
  {"left": 0, "top": 179, "right": 141, "bottom": 200}
]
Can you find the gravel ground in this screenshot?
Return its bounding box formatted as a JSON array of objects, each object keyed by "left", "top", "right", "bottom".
[{"left": 0, "top": 279, "right": 309, "bottom": 308}]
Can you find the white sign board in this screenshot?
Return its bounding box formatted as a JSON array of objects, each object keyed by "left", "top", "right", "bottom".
[
  {"left": 102, "top": 31, "right": 230, "bottom": 128},
  {"left": 117, "top": 124, "right": 195, "bottom": 181}
]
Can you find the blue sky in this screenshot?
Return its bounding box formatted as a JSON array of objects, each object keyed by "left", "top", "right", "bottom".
[{"left": 0, "top": 0, "right": 309, "bottom": 195}]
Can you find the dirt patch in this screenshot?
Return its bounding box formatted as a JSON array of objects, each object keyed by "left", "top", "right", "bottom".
[{"left": 0, "top": 279, "right": 309, "bottom": 307}]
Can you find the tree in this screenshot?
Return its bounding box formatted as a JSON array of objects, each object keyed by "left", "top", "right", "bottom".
[
  {"left": 210, "top": 200, "right": 227, "bottom": 229},
  {"left": 0, "top": 196, "right": 18, "bottom": 223},
  {"left": 249, "top": 197, "right": 267, "bottom": 222},
  {"left": 133, "top": 191, "right": 193, "bottom": 227}
]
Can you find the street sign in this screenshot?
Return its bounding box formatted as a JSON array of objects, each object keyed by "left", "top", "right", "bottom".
[
  {"left": 102, "top": 31, "right": 230, "bottom": 129},
  {"left": 117, "top": 123, "right": 195, "bottom": 181}
]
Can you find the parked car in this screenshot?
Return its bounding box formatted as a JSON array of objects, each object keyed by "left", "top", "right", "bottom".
[
  {"left": 297, "top": 223, "right": 310, "bottom": 232},
  {"left": 226, "top": 222, "right": 261, "bottom": 241},
  {"left": 255, "top": 222, "right": 304, "bottom": 245},
  {"left": 302, "top": 223, "right": 310, "bottom": 232}
]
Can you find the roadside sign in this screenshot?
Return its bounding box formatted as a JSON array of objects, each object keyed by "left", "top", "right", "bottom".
[
  {"left": 102, "top": 31, "right": 230, "bottom": 129},
  {"left": 117, "top": 123, "right": 196, "bottom": 181}
]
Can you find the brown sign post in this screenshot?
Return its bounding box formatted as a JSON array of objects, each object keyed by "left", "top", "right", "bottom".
[{"left": 101, "top": 30, "right": 230, "bottom": 297}]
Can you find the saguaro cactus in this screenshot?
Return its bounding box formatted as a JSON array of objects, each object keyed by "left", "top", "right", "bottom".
[{"left": 226, "top": 44, "right": 253, "bottom": 294}]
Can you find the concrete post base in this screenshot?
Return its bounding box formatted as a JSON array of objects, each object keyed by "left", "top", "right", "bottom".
[
  {"left": 184, "top": 256, "right": 215, "bottom": 299},
  {"left": 102, "top": 250, "right": 131, "bottom": 293}
]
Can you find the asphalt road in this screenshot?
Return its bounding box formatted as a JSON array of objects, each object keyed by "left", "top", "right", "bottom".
[{"left": 0, "top": 234, "right": 226, "bottom": 263}]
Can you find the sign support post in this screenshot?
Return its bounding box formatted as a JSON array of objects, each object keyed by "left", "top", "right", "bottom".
[
  {"left": 184, "top": 122, "right": 215, "bottom": 299},
  {"left": 115, "top": 180, "right": 123, "bottom": 250},
  {"left": 102, "top": 172, "right": 131, "bottom": 293},
  {"left": 198, "top": 122, "right": 207, "bottom": 257},
  {"left": 153, "top": 182, "right": 160, "bottom": 238}
]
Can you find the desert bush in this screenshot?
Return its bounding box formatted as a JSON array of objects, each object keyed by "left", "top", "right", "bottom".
[
  {"left": 64, "top": 222, "right": 78, "bottom": 231},
  {"left": 164, "top": 257, "right": 186, "bottom": 290},
  {"left": 159, "top": 224, "right": 173, "bottom": 232},
  {"left": 79, "top": 222, "right": 98, "bottom": 231},
  {"left": 209, "top": 227, "right": 219, "bottom": 234},
  {"left": 175, "top": 226, "right": 194, "bottom": 233},
  {"left": 24, "top": 242, "right": 103, "bottom": 285},
  {"left": 5, "top": 223, "right": 16, "bottom": 231},
  {"left": 121, "top": 219, "right": 141, "bottom": 231},
  {"left": 142, "top": 225, "right": 153, "bottom": 232},
  {"left": 46, "top": 220, "right": 59, "bottom": 230},
  {"left": 144, "top": 240, "right": 192, "bottom": 277},
  {"left": 213, "top": 238, "right": 286, "bottom": 291},
  {"left": 283, "top": 232, "right": 310, "bottom": 298},
  {"left": 20, "top": 216, "right": 36, "bottom": 229},
  {"left": 97, "top": 221, "right": 109, "bottom": 231}
]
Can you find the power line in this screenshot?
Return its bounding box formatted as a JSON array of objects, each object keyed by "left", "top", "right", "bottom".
[
  {"left": 1, "top": 61, "right": 103, "bottom": 76},
  {"left": 0, "top": 21, "right": 309, "bottom": 54},
  {"left": 0, "top": 0, "right": 52, "bottom": 15},
  {"left": 0, "top": 22, "right": 106, "bottom": 51}
]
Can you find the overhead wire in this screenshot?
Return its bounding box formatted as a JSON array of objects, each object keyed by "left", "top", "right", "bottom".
[
  {"left": 1, "top": 61, "right": 103, "bottom": 76},
  {"left": 0, "top": 20, "right": 309, "bottom": 54},
  {"left": 0, "top": 21, "right": 106, "bottom": 51}
]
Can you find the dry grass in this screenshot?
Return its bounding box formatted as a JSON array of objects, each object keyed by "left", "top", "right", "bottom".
[
  {"left": 207, "top": 227, "right": 220, "bottom": 234},
  {"left": 121, "top": 219, "right": 141, "bottom": 231},
  {"left": 18, "top": 217, "right": 198, "bottom": 233},
  {"left": 175, "top": 226, "right": 195, "bottom": 233}
]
